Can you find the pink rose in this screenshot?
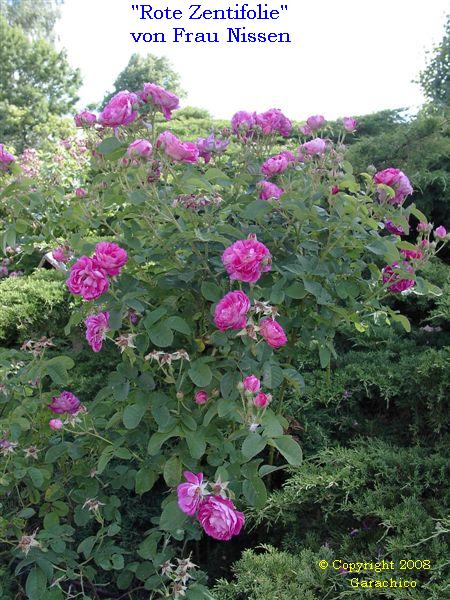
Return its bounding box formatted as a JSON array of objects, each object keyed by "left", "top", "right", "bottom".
[
  {"left": 303, "top": 138, "right": 327, "bottom": 156},
  {"left": 127, "top": 139, "right": 153, "bottom": 158},
  {"left": 222, "top": 237, "right": 271, "bottom": 283},
  {"left": 197, "top": 495, "right": 245, "bottom": 541},
  {"left": 99, "top": 91, "right": 139, "bottom": 128},
  {"left": 382, "top": 262, "right": 415, "bottom": 293},
  {"left": 48, "top": 391, "right": 81, "bottom": 415},
  {"left": 214, "top": 291, "right": 251, "bottom": 332},
  {"left": 261, "top": 154, "right": 290, "bottom": 178},
  {"left": 66, "top": 256, "right": 109, "bottom": 300},
  {"left": 417, "top": 222, "right": 430, "bottom": 232},
  {"left": 258, "top": 181, "right": 284, "bottom": 201},
  {"left": 52, "top": 246, "right": 69, "bottom": 263},
  {"left": 0, "top": 144, "right": 15, "bottom": 170},
  {"left": 93, "top": 242, "right": 128, "bottom": 276},
  {"left": 299, "top": 124, "right": 312, "bottom": 136},
  {"left": 177, "top": 471, "right": 207, "bottom": 516},
  {"left": 231, "top": 111, "right": 257, "bottom": 134},
  {"left": 343, "top": 117, "right": 357, "bottom": 132},
  {"left": 256, "top": 109, "right": 292, "bottom": 137},
  {"left": 434, "top": 226, "right": 447, "bottom": 239},
  {"left": 259, "top": 318, "right": 288, "bottom": 349},
  {"left": 74, "top": 111, "right": 97, "bottom": 128},
  {"left": 75, "top": 188, "right": 87, "bottom": 198},
  {"left": 197, "top": 134, "right": 229, "bottom": 163},
  {"left": 306, "top": 115, "right": 326, "bottom": 130},
  {"left": 49, "top": 418, "right": 63, "bottom": 430},
  {"left": 157, "top": 131, "right": 199, "bottom": 163},
  {"left": 195, "top": 390, "right": 209, "bottom": 405},
  {"left": 85, "top": 311, "right": 110, "bottom": 353},
  {"left": 141, "top": 83, "right": 179, "bottom": 120},
  {"left": 373, "top": 168, "right": 413, "bottom": 205},
  {"left": 254, "top": 392, "right": 270, "bottom": 408},
  {"left": 384, "top": 220, "right": 405, "bottom": 236},
  {"left": 331, "top": 186, "right": 339, "bottom": 195},
  {"left": 400, "top": 249, "right": 423, "bottom": 260},
  {"left": 243, "top": 375, "right": 261, "bottom": 393}
]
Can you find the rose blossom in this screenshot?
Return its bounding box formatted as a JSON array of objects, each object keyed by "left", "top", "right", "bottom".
[
  {"left": 382, "top": 262, "right": 415, "bottom": 293},
  {"left": 243, "top": 375, "right": 261, "bottom": 393},
  {"left": 157, "top": 131, "right": 199, "bottom": 163},
  {"left": 258, "top": 181, "right": 284, "bottom": 201},
  {"left": 400, "top": 249, "right": 423, "bottom": 260},
  {"left": 127, "top": 139, "right": 153, "bottom": 158},
  {"left": 261, "top": 154, "right": 290, "bottom": 177},
  {"left": 253, "top": 392, "right": 270, "bottom": 408},
  {"left": 373, "top": 168, "right": 413, "bottom": 205},
  {"left": 231, "top": 111, "right": 256, "bottom": 134},
  {"left": 306, "top": 115, "right": 326, "bottom": 130},
  {"left": 196, "top": 134, "right": 229, "bottom": 163},
  {"left": 85, "top": 311, "right": 110, "bottom": 353},
  {"left": 303, "top": 138, "right": 327, "bottom": 156},
  {"left": 93, "top": 242, "right": 128, "bottom": 276},
  {"left": 140, "top": 83, "right": 179, "bottom": 120},
  {"left": 214, "top": 291, "right": 251, "bottom": 332},
  {"left": 299, "top": 124, "right": 312, "bottom": 136},
  {"left": 74, "top": 111, "right": 97, "bottom": 128},
  {"left": 417, "top": 222, "right": 430, "bottom": 232},
  {"left": 256, "top": 109, "right": 292, "bottom": 137},
  {"left": 75, "top": 188, "right": 87, "bottom": 197},
  {"left": 434, "top": 226, "right": 447, "bottom": 239},
  {"left": 52, "top": 246, "right": 69, "bottom": 263},
  {"left": 343, "top": 117, "right": 357, "bottom": 132},
  {"left": 331, "top": 186, "right": 339, "bottom": 195},
  {"left": 0, "top": 144, "right": 15, "bottom": 170},
  {"left": 177, "top": 471, "right": 208, "bottom": 516},
  {"left": 66, "top": 256, "right": 109, "bottom": 300},
  {"left": 222, "top": 237, "right": 271, "bottom": 283},
  {"left": 259, "top": 318, "right": 288, "bottom": 349},
  {"left": 49, "top": 419, "right": 63, "bottom": 430},
  {"left": 48, "top": 391, "right": 81, "bottom": 415},
  {"left": 384, "top": 220, "right": 405, "bottom": 236},
  {"left": 197, "top": 496, "right": 245, "bottom": 541},
  {"left": 195, "top": 390, "right": 209, "bottom": 405},
  {"left": 99, "top": 91, "right": 139, "bottom": 128}
]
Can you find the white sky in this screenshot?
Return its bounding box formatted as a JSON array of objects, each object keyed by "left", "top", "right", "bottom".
[{"left": 56, "top": 0, "right": 448, "bottom": 120}]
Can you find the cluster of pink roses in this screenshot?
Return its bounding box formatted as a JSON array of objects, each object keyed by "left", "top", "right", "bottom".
[
  {"left": 67, "top": 242, "right": 127, "bottom": 301},
  {"left": 242, "top": 375, "right": 271, "bottom": 409},
  {"left": 177, "top": 472, "right": 244, "bottom": 541},
  {"left": 231, "top": 108, "right": 292, "bottom": 138},
  {"left": 48, "top": 391, "right": 83, "bottom": 430},
  {"left": 299, "top": 115, "right": 357, "bottom": 136},
  {"left": 213, "top": 236, "right": 287, "bottom": 349}
]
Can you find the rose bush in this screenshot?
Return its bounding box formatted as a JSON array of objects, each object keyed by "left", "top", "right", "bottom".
[{"left": 0, "top": 83, "right": 448, "bottom": 598}]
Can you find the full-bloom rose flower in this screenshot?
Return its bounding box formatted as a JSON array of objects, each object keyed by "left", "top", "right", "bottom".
[
  {"left": 127, "top": 139, "right": 153, "bottom": 158},
  {"left": 195, "top": 390, "right": 209, "bottom": 405},
  {"left": 400, "top": 249, "right": 423, "bottom": 260},
  {"left": 74, "top": 111, "right": 97, "bottom": 128},
  {"left": 299, "top": 124, "right": 312, "bottom": 136},
  {"left": 66, "top": 256, "right": 109, "bottom": 300},
  {"left": 197, "top": 496, "right": 245, "bottom": 541},
  {"left": 177, "top": 471, "right": 208, "bottom": 516},
  {"left": 434, "top": 226, "right": 447, "bottom": 239},
  {"left": 99, "top": 91, "right": 139, "bottom": 128},
  {"left": 259, "top": 318, "right": 288, "bottom": 349},
  {"left": 254, "top": 392, "right": 270, "bottom": 408},
  {"left": 374, "top": 168, "right": 413, "bottom": 206},
  {"left": 382, "top": 262, "right": 415, "bottom": 293},
  {"left": 231, "top": 111, "right": 256, "bottom": 134},
  {"left": 214, "top": 291, "right": 251, "bottom": 332},
  {"left": 49, "top": 419, "right": 63, "bottom": 430},
  {"left": 243, "top": 375, "right": 261, "bottom": 393},
  {"left": 52, "top": 247, "right": 69, "bottom": 263},
  {"left": 303, "top": 138, "right": 327, "bottom": 156},
  {"left": 196, "top": 134, "right": 229, "bottom": 163},
  {"left": 222, "top": 237, "right": 271, "bottom": 283},
  {"left": 93, "top": 242, "right": 128, "bottom": 276},
  {"left": 157, "top": 131, "right": 199, "bottom": 163},
  {"left": 306, "top": 115, "right": 326, "bottom": 130},
  {"left": 258, "top": 181, "right": 284, "bottom": 201},
  {"left": 85, "top": 312, "right": 110, "bottom": 353},
  {"left": 140, "top": 83, "right": 179, "bottom": 120},
  {"left": 0, "top": 144, "right": 15, "bottom": 170},
  {"left": 261, "top": 154, "right": 290, "bottom": 177},
  {"left": 48, "top": 391, "right": 81, "bottom": 414},
  {"left": 343, "top": 117, "right": 357, "bottom": 132},
  {"left": 75, "top": 188, "right": 87, "bottom": 198},
  {"left": 256, "top": 108, "right": 292, "bottom": 137},
  {"left": 384, "top": 220, "right": 405, "bottom": 236}
]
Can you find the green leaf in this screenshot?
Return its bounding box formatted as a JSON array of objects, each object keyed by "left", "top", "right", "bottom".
[
  {"left": 242, "top": 433, "right": 266, "bottom": 460},
  {"left": 262, "top": 363, "right": 284, "bottom": 389},
  {"left": 77, "top": 535, "right": 96, "bottom": 559},
  {"left": 185, "top": 430, "right": 206, "bottom": 459},
  {"left": 188, "top": 361, "right": 213, "bottom": 387},
  {"left": 201, "top": 281, "right": 222, "bottom": 302},
  {"left": 135, "top": 468, "right": 156, "bottom": 495},
  {"left": 123, "top": 404, "right": 146, "bottom": 429},
  {"left": 270, "top": 436, "right": 303, "bottom": 466},
  {"left": 166, "top": 315, "right": 191, "bottom": 335},
  {"left": 243, "top": 199, "right": 272, "bottom": 220},
  {"left": 319, "top": 347, "right": 331, "bottom": 369},
  {"left": 28, "top": 467, "right": 44, "bottom": 488},
  {"left": 149, "top": 320, "right": 174, "bottom": 348},
  {"left": 159, "top": 500, "right": 187, "bottom": 532},
  {"left": 285, "top": 282, "right": 307, "bottom": 299},
  {"left": 97, "top": 137, "right": 123, "bottom": 154},
  {"left": 163, "top": 455, "right": 182, "bottom": 487},
  {"left": 243, "top": 477, "right": 267, "bottom": 509},
  {"left": 143, "top": 307, "right": 167, "bottom": 329},
  {"left": 26, "top": 567, "right": 47, "bottom": 600}
]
